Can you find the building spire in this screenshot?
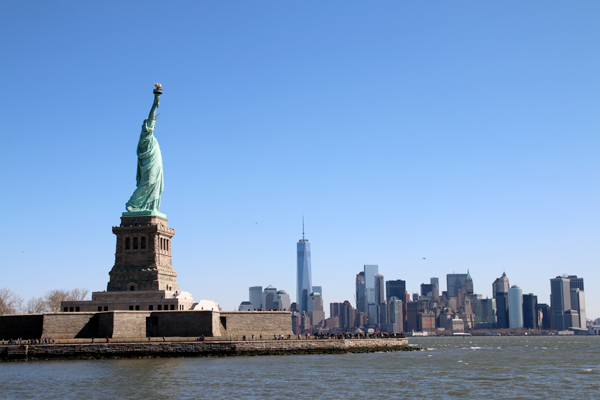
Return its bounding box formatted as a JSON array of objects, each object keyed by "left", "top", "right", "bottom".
[{"left": 302, "top": 216, "right": 305, "bottom": 240}]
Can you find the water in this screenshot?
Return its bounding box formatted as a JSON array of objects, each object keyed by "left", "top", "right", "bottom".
[{"left": 1, "top": 336, "right": 599, "bottom": 399}]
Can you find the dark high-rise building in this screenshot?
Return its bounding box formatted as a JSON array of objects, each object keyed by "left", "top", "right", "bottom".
[
  {"left": 406, "top": 301, "right": 419, "bottom": 332},
  {"left": 420, "top": 284, "right": 434, "bottom": 297},
  {"left": 386, "top": 280, "right": 406, "bottom": 302},
  {"left": 493, "top": 272, "right": 510, "bottom": 329},
  {"left": 565, "top": 310, "right": 580, "bottom": 328},
  {"left": 378, "top": 302, "right": 388, "bottom": 325},
  {"left": 474, "top": 298, "right": 496, "bottom": 329},
  {"left": 496, "top": 292, "right": 509, "bottom": 329},
  {"left": 446, "top": 273, "right": 468, "bottom": 298},
  {"left": 374, "top": 274, "right": 385, "bottom": 305},
  {"left": 330, "top": 302, "right": 342, "bottom": 320},
  {"left": 551, "top": 276, "right": 572, "bottom": 331},
  {"left": 568, "top": 276, "right": 584, "bottom": 291},
  {"left": 340, "top": 300, "right": 356, "bottom": 330},
  {"left": 522, "top": 293, "right": 538, "bottom": 329}
]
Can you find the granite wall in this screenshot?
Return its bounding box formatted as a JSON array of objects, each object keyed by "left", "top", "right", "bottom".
[
  {"left": 220, "top": 311, "right": 293, "bottom": 337},
  {"left": 0, "top": 311, "right": 292, "bottom": 339},
  {"left": 42, "top": 313, "right": 98, "bottom": 339}
]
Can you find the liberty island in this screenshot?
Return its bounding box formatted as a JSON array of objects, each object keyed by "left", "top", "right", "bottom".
[{"left": 0, "top": 85, "right": 408, "bottom": 357}]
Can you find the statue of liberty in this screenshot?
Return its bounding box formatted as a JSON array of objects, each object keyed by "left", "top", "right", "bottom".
[{"left": 124, "top": 84, "right": 165, "bottom": 217}]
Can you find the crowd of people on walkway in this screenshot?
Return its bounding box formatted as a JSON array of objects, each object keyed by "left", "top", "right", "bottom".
[
  {"left": 1, "top": 338, "right": 55, "bottom": 345},
  {"left": 235, "top": 332, "right": 405, "bottom": 341},
  {"left": 1, "top": 332, "right": 404, "bottom": 345}
]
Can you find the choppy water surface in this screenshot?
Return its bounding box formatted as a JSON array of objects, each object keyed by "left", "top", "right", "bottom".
[{"left": 1, "top": 336, "right": 599, "bottom": 399}]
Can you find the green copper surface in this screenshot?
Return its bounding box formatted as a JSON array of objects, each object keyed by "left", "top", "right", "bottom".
[{"left": 124, "top": 87, "right": 165, "bottom": 217}]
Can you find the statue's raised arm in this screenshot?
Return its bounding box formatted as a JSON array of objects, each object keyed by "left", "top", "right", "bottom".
[
  {"left": 123, "top": 84, "right": 166, "bottom": 218},
  {"left": 148, "top": 83, "right": 162, "bottom": 121}
]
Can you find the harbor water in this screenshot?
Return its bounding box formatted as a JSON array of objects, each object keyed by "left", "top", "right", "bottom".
[{"left": 1, "top": 336, "right": 599, "bottom": 399}]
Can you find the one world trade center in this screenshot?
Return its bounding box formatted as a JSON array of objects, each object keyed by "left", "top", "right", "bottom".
[{"left": 297, "top": 221, "right": 312, "bottom": 314}]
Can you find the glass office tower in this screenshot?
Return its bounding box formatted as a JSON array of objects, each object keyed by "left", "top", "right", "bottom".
[
  {"left": 249, "top": 286, "right": 263, "bottom": 310},
  {"left": 508, "top": 285, "right": 523, "bottom": 328},
  {"left": 446, "top": 273, "right": 468, "bottom": 298},
  {"left": 297, "top": 235, "right": 312, "bottom": 314},
  {"left": 364, "top": 265, "right": 379, "bottom": 325}
]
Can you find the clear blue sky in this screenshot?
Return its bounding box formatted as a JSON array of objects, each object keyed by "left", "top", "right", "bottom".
[{"left": 2, "top": 1, "right": 599, "bottom": 318}]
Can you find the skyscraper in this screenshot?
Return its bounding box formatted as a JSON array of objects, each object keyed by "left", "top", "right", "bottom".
[
  {"left": 550, "top": 276, "right": 572, "bottom": 331},
  {"left": 522, "top": 293, "right": 538, "bottom": 329},
  {"left": 474, "top": 298, "right": 497, "bottom": 329},
  {"left": 568, "top": 276, "right": 584, "bottom": 291},
  {"left": 571, "top": 288, "right": 586, "bottom": 328},
  {"left": 508, "top": 285, "right": 523, "bottom": 328},
  {"left": 387, "top": 297, "right": 403, "bottom": 333},
  {"left": 386, "top": 280, "right": 406, "bottom": 302},
  {"left": 309, "top": 292, "right": 325, "bottom": 327},
  {"left": 364, "top": 265, "right": 379, "bottom": 325},
  {"left": 296, "top": 221, "right": 312, "bottom": 314},
  {"left": 493, "top": 272, "right": 510, "bottom": 329},
  {"left": 249, "top": 286, "right": 263, "bottom": 310},
  {"left": 341, "top": 300, "right": 356, "bottom": 330},
  {"left": 420, "top": 283, "right": 434, "bottom": 297},
  {"left": 263, "top": 285, "right": 277, "bottom": 310},
  {"left": 386, "top": 279, "right": 407, "bottom": 331},
  {"left": 374, "top": 274, "right": 385, "bottom": 305},
  {"left": 568, "top": 275, "right": 586, "bottom": 328},
  {"left": 330, "top": 302, "right": 342, "bottom": 320},
  {"left": 464, "top": 270, "right": 474, "bottom": 295},
  {"left": 446, "top": 273, "right": 468, "bottom": 298},
  {"left": 493, "top": 272, "right": 510, "bottom": 297}
]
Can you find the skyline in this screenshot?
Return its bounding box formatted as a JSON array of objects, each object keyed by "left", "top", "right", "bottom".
[{"left": 2, "top": 2, "right": 599, "bottom": 318}]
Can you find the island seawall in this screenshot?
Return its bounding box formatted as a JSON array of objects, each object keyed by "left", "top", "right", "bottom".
[{"left": 1, "top": 338, "right": 412, "bottom": 361}]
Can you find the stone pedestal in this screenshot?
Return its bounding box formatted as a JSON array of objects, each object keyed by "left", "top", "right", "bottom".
[
  {"left": 60, "top": 214, "right": 221, "bottom": 313},
  {"left": 108, "top": 215, "right": 178, "bottom": 292}
]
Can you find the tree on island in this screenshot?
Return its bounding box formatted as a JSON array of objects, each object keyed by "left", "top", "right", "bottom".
[
  {"left": 43, "top": 288, "right": 89, "bottom": 312},
  {"left": 0, "top": 287, "right": 89, "bottom": 314},
  {"left": 0, "top": 288, "right": 24, "bottom": 315}
]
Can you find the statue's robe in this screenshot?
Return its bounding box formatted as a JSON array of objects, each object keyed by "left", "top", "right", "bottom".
[{"left": 126, "top": 118, "right": 164, "bottom": 212}]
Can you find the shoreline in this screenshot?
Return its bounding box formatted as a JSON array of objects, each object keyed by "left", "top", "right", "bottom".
[{"left": 1, "top": 338, "right": 416, "bottom": 361}]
